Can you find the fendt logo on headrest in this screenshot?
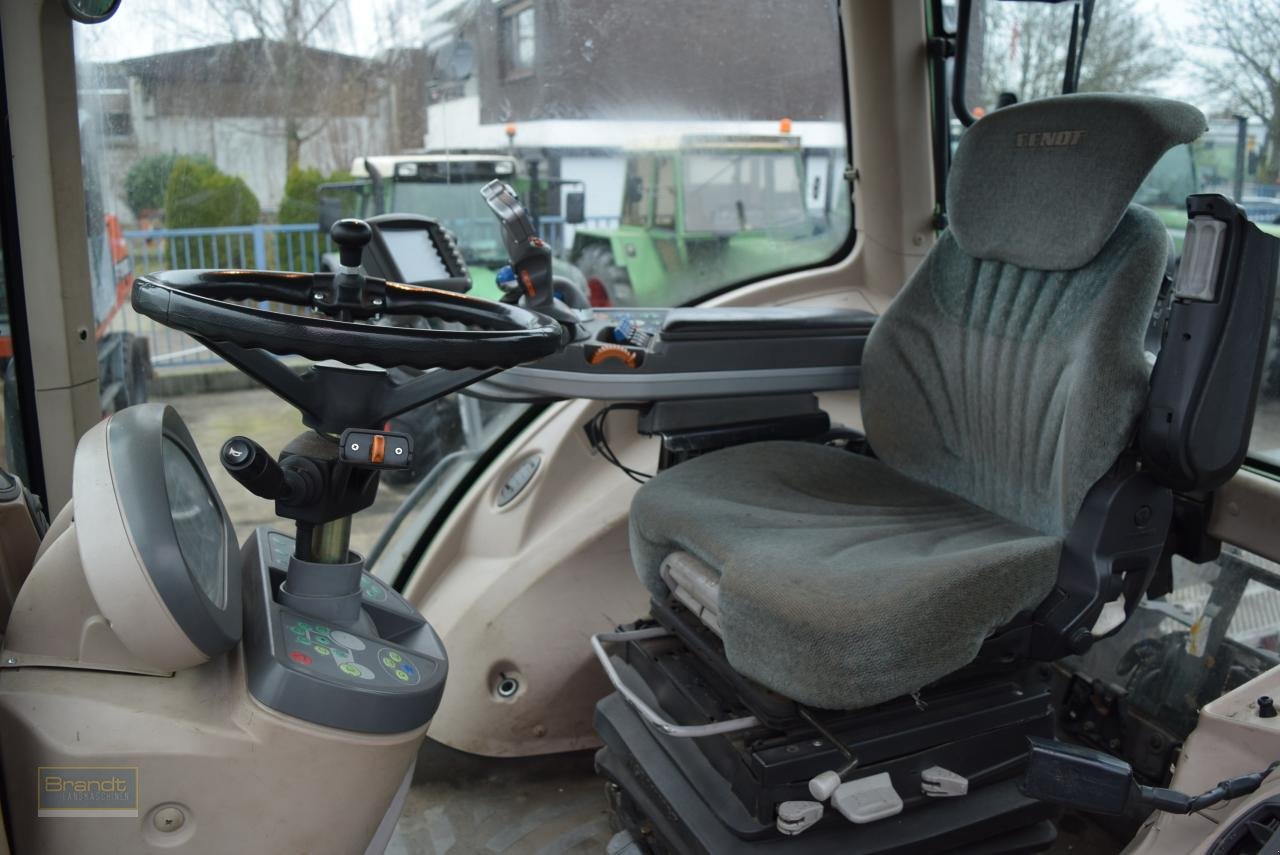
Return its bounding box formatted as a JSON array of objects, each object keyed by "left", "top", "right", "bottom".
[{"left": 1015, "top": 129, "right": 1086, "bottom": 148}]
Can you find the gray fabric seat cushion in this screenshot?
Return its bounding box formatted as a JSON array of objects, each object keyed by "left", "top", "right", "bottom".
[{"left": 631, "top": 441, "right": 1063, "bottom": 710}]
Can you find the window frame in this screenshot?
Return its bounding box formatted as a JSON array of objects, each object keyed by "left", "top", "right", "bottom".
[{"left": 498, "top": 0, "right": 536, "bottom": 82}]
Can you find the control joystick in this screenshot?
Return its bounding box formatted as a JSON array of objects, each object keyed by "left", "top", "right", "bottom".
[
  {"left": 325, "top": 218, "right": 381, "bottom": 311},
  {"left": 330, "top": 218, "right": 372, "bottom": 270}
]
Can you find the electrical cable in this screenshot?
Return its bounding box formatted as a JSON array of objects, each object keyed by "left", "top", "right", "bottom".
[{"left": 583, "top": 404, "right": 653, "bottom": 483}]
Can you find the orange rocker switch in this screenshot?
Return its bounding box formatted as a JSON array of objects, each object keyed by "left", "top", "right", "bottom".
[{"left": 338, "top": 428, "right": 413, "bottom": 471}]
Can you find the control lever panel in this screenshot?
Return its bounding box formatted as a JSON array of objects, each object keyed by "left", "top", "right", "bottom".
[
  {"left": 481, "top": 179, "right": 553, "bottom": 307},
  {"left": 242, "top": 527, "right": 448, "bottom": 734}
]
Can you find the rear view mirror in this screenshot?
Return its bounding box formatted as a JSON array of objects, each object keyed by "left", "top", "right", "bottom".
[{"left": 565, "top": 191, "right": 586, "bottom": 225}]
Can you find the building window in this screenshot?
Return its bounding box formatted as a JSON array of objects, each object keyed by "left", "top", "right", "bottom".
[
  {"left": 500, "top": 1, "right": 535, "bottom": 80},
  {"left": 104, "top": 111, "right": 133, "bottom": 138}
]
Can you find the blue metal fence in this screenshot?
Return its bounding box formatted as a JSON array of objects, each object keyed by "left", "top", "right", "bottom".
[
  {"left": 123, "top": 223, "right": 334, "bottom": 278},
  {"left": 120, "top": 216, "right": 622, "bottom": 370}
]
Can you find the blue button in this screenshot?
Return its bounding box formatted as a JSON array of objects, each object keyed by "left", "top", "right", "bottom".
[{"left": 400, "top": 661, "right": 416, "bottom": 676}]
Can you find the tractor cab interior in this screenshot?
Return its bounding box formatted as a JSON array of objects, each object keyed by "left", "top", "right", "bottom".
[{"left": 1, "top": 1, "right": 1280, "bottom": 854}]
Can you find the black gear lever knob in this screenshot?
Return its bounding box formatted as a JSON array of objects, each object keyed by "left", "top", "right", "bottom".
[{"left": 330, "top": 218, "right": 372, "bottom": 269}]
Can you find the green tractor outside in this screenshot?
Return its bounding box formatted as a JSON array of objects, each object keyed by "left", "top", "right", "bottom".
[
  {"left": 570, "top": 135, "right": 850, "bottom": 307},
  {"left": 318, "top": 154, "right": 587, "bottom": 301}
]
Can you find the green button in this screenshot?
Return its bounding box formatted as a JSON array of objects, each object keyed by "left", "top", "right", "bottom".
[
  {"left": 340, "top": 663, "right": 361, "bottom": 677},
  {"left": 291, "top": 622, "right": 311, "bottom": 632},
  {"left": 381, "top": 656, "right": 397, "bottom": 669},
  {"left": 394, "top": 670, "right": 410, "bottom": 682},
  {"left": 315, "top": 635, "right": 331, "bottom": 646},
  {"left": 314, "top": 645, "right": 330, "bottom": 656},
  {"left": 314, "top": 626, "right": 330, "bottom": 635},
  {"left": 386, "top": 651, "right": 403, "bottom": 664}
]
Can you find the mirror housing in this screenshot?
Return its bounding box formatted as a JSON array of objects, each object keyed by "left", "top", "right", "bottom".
[
  {"left": 318, "top": 198, "right": 343, "bottom": 236},
  {"left": 565, "top": 191, "right": 586, "bottom": 225}
]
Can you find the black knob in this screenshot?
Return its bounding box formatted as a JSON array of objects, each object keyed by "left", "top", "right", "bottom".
[
  {"left": 1259, "top": 696, "right": 1277, "bottom": 718},
  {"left": 329, "top": 218, "right": 372, "bottom": 269},
  {"left": 221, "top": 436, "right": 290, "bottom": 501}
]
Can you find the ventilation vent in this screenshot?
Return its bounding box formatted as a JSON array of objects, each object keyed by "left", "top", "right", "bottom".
[{"left": 1209, "top": 797, "right": 1280, "bottom": 855}]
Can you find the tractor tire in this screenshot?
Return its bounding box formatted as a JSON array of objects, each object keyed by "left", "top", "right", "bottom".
[
  {"left": 108, "top": 333, "right": 151, "bottom": 413},
  {"left": 125, "top": 334, "right": 151, "bottom": 408},
  {"left": 1266, "top": 313, "right": 1280, "bottom": 400},
  {"left": 2, "top": 358, "right": 28, "bottom": 484},
  {"left": 575, "top": 244, "right": 635, "bottom": 307}
]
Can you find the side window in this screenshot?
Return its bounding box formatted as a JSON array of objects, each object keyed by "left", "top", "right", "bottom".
[
  {"left": 621, "top": 156, "right": 655, "bottom": 227},
  {"left": 960, "top": 0, "right": 1280, "bottom": 462},
  {"left": 946, "top": 0, "right": 1280, "bottom": 740}
]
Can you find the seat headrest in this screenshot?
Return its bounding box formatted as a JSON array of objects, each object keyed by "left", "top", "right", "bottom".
[{"left": 947, "top": 93, "right": 1207, "bottom": 271}]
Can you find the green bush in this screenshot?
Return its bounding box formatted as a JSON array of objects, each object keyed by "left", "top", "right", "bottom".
[
  {"left": 278, "top": 166, "right": 326, "bottom": 225},
  {"left": 164, "top": 157, "right": 260, "bottom": 267},
  {"left": 124, "top": 153, "right": 182, "bottom": 220},
  {"left": 274, "top": 165, "right": 353, "bottom": 269}
]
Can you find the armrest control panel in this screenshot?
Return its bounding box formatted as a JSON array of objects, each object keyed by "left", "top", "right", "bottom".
[{"left": 473, "top": 306, "right": 876, "bottom": 402}]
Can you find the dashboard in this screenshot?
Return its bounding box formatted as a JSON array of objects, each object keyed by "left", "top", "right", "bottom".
[{"left": 72, "top": 404, "right": 241, "bottom": 670}]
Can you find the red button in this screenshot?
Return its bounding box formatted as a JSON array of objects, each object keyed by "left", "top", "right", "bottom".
[{"left": 290, "top": 651, "right": 312, "bottom": 665}]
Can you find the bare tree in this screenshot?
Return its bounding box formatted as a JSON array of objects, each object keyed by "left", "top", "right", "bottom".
[
  {"left": 209, "top": 0, "right": 354, "bottom": 169},
  {"left": 1196, "top": 0, "right": 1280, "bottom": 180},
  {"left": 975, "top": 1, "right": 1174, "bottom": 111}
]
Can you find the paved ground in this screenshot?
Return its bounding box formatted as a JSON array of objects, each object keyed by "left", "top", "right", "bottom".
[{"left": 389, "top": 744, "right": 613, "bottom": 854}]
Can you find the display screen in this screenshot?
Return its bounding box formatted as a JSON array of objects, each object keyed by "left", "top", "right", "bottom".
[
  {"left": 161, "top": 438, "right": 227, "bottom": 609},
  {"left": 380, "top": 227, "right": 452, "bottom": 283}
]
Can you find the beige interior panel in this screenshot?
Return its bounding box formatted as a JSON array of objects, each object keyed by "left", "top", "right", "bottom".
[
  {"left": 0, "top": 648, "right": 424, "bottom": 855},
  {"left": 0, "top": 1, "right": 103, "bottom": 510},
  {"left": 1124, "top": 666, "right": 1280, "bottom": 854},
  {"left": 1208, "top": 469, "right": 1280, "bottom": 565}
]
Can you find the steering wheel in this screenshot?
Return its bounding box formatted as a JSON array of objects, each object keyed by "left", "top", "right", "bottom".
[
  {"left": 132, "top": 269, "right": 564, "bottom": 371},
  {"left": 130, "top": 220, "right": 567, "bottom": 433}
]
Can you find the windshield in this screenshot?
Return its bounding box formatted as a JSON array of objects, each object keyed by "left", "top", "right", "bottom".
[
  {"left": 390, "top": 180, "right": 507, "bottom": 264},
  {"left": 682, "top": 151, "right": 808, "bottom": 233},
  {"left": 68, "top": 0, "right": 850, "bottom": 590}
]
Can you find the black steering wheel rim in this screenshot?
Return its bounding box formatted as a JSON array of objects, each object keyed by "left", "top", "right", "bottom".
[{"left": 132, "top": 269, "right": 565, "bottom": 371}]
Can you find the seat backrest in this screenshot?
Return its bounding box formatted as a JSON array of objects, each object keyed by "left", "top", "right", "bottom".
[{"left": 861, "top": 94, "right": 1206, "bottom": 536}]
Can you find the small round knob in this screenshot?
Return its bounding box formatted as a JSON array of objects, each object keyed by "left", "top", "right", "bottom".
[
  {"left": 1259, "top": 696, "right": 1277, "bottom": 718},
  {"left": 329, "top": 218, "right": 372, "bottom": 268}
]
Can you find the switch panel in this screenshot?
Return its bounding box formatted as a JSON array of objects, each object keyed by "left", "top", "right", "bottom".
[{"left": 339, "top": 428, "right": 413, "bottom": 470}]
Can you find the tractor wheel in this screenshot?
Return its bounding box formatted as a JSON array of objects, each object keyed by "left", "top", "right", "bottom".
[
  {"left": 125, "top": 335, "right": 151, "bottom": 408},
  {"left": 2, "top": 358, "right": 28, "bottom": 484},
  {"left": 109, "top": 333, "right": 151, "bottom": 412},
  {"left": 575, "top": 244, "right": 635, "bottom": 307}
]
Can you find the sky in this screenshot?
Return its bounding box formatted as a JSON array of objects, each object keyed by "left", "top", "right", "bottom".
[
  {"left": 71, "top": 0, "right": 1240, "bottom": 117},
  {"left": 73, "top": 0, "right": 415, "bottom": 61}
]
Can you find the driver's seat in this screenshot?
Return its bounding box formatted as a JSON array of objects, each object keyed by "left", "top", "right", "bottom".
[{"left": 629, "top": 94, "right": 1208, "bottom": 711}]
